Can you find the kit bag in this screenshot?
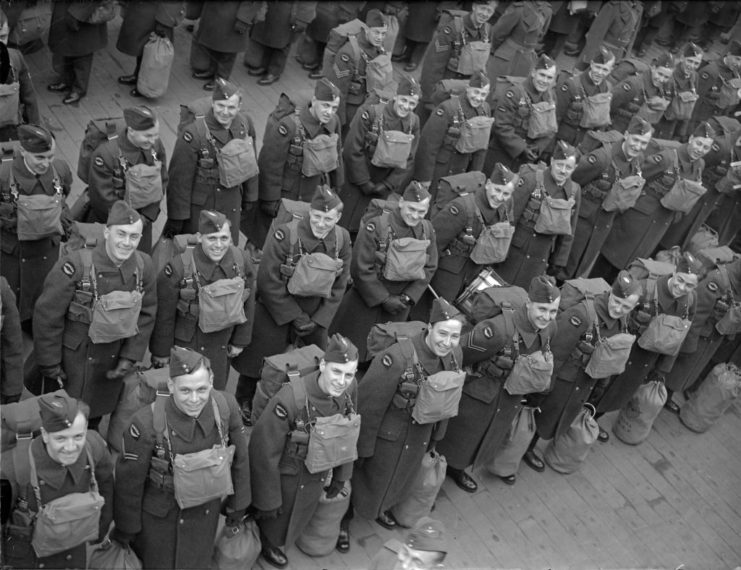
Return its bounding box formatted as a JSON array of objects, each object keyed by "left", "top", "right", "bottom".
[
  {"left": 613, "top": 379, "right": 667, "bottom": 445},
  {"left": 296, "top": 480, "right": 351, "bottom": 557},
  {"left": 680, "top": 363, "right": 741, "bottom": 433},
  {"left": 88, "top": 538, "right": 143, "bottom": 570},
  {"left": 366, "top": 321, "right": 427, "bottom": 361},
  {"left": 212, "top": 518, "right": 261, "bottom": 570},
  {"left": 390, "top": 450, "right": 447, "bottom": 528},
  {"left": 487, "top": 405, "right": 537, "bottom": 477},
  {"left": 137, "top": 34, "right": 175, "bottom": 98},
  {"left": 544, "top": 403, "right": 599, "bottom": 473}
]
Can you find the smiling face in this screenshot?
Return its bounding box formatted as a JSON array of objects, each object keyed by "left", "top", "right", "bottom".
[
  {"left": 531, "top": 66, "right": 557, "bottom": 93},
  {"left": 622, "top": 131, "right": 653, "bottom": 159},
  {"left": 104, "top": 220, "right": 143, "bottom": 264},
  {"left": 311, "top": 96, "right": 340, "bottom": 124},
  {"left": 168, "top": 363, "right": 213, "bottom": 418},
  {"left": 526, "top": 299, "right": 560, "bottom": 330},
  {"left": 425, "top": 319, "right": 463, "bottom": 358},
  {"left": 485, "top": 180, "right": 514, "bottom": 209},
  {"left": 588, "top": 59, "right": 615, "bottom": 85},
  {"left": 471, "top": 2, "right": 496, "bottom": 25},
  {"left": 398, "top": 197, "right": 430, "bottom": 227},
  {"left": 212, "top": 93, "right": 241, "bottom": 127},
  {"left": 42, "top": 412, "right": 88, "bottom": 466},
  {"left": 687, "top": 135, "right": 714, "bottom": 161},
  {"left": 365, "top": 25, "right": 388, "bottom": 47},
  {"left": 651, "top": 65, "right": 673, "bottom": 87},
  {"left": 22, "top": 146, "right": 55, "bottom": 175},
  {"left": 127, "top": 122, "right": 160, "bottom": 150},
  {"left": 394, "top": 94, "right": 419, "bottom": 118},
  {"left": 607, "top": 292, "right": 641, "bottom": 319},
  {"left": 309, "top": 206, "right": 342, "bottom": 239},
  {"left": 668, "top": 272, "right": 698, "bottom": 298},
  {"left": 681, "top": 54, "right": 703, "bottom": 74},
  {"left": 198, "top": 223, "right": 232, "bottom": 262},
  {"left": 317, "top": 358, "right": 358, "bottom": 397},
  {"left": 466, "top": 85, "right": 490, "bottom": 108}
]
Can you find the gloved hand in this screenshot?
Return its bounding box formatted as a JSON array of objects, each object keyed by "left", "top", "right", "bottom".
[
  {"left": 632, "top": 309, "right": 653, "bottom": 333},
  {"left": 151, "top": 356, "right": 169, "bottom": 369},
  {"left": 234, "top": 19, "right": 251, "bottom": 35},
  {"left": 292, "top": 314, "right": 317, "bottom": 337},
  {"left": 227, "top": 345, "right": 244, "bottom": 358},
  {"left": 153, "top": 22, "right": 171, "bottom": 37},
  {"left": 65, "top": 12, "right": 80, "bottom": 32},
  {"left": 291, "top": 22, "right": 307, "bottom": 34},
  {"left": 382, "top": 295, "right": 408, "bottom": 315},
  {"left": 107, "top": 358, "right": 134, "bottom": 380},
  {"left": 111, "top": 528, "right": 134, "bottom": 548},
  {"left": 162, "top": 219, "right": 184, "bottom": 239},
  {"left": 494, "top": 355, "right": 515, "bottom": 371},
  {"left": 647, "top": 370, "right": 666, "bottom": 384},
  {"left": 260, "top": 200, "right": 281, "bottom": 218},
  {"left": 372, "top": 182, "right": 388, "bottom": 196},
  {"left": 225, "top": 508, "right": 247, "bottom": 527},
  {"left": 577, "top": 340, "right": 595, "bottom": 355},
  {"left": 713, "top": 298, "right": 730, "bottom": 320},
  {"left": 324, "top": 479, "right": 345, "bottom": 499},
  {"left": 254, "top": 508, "right": 281, "bottom": 520},
  {"left": 522, "top": 147, "right": 539, "bottom": 162},
  {"left": 41, "top": 364, "right": 67, "bottom": 382},
  {"left": 360, "top": 181, "right": 376, "bottom": 195}
]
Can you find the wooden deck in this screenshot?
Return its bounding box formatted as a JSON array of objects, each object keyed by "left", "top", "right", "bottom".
[{"left": 21, "top": 16, "right": 741, "bottom": 570}]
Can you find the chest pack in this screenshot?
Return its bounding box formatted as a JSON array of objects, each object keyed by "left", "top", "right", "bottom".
[
  {"left": 445, "top": 11, "right": 490, "bottom": 76},
  {"left": 112, "top": 141, "right": 163, "bottom": 210},
  {"left": 499, "top": 310, "right": 554, "bottom": 396},
  {"left": 370, "top": 104, "right": 415, "bottom": 169},
  {"left": 374, "top": 212, "right": 431, "bottom": 282},
  {"left": 289, "top": 114, "right": 339, "bottom": 178},
  {"left": 195, "top": 117, "right": 259, "bottom": 187},
  {"left": 520, "top": 164, "right": 575, "bottom": 236},
  {"left": 636, "top": 279, "right": 693, "bottom": 356}
]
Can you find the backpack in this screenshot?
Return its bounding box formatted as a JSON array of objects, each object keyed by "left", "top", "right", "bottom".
[
  {"left": 271, "top": 198, "right": 312, "bottom": 233},
  {"left": 607, "top": 57, "right": 650, "bottom": 88},
  {"left": 77, "top": 117, "right": 125, "bottom": 183},
  {"left": 577, "top": 129, "right": 624, "bottom": 155},
  {"left": 360, "top": 192, "right": 400, "bottom": 227},
  {"left": 491, "top": 76, "right": 527, "bottom": 107},
  {"left": 59, "top": 222, "right": 106, "bottom": 256},
  {"left": 321, "top": 18, "right": 366, "bottom": 76},
  {"left": 179, "top": 244, "right": 246, "bottom": 302},
  {"left": 366, "top": 321, "right": 428, "bottom": 362},
  {"left": 627, "top": 256, "right": 676, "bottom": 281},
  {"left": 559, "top": 278, "right": 611, "bottom": 313},
  {"left": 177, "top": 96, "right": 212, "bottom": 136},
  {"left": 251, "top": 344, "right": 325, "bottom": 424},
  {"left": 464, "top": 285, "right": 528, "bottom": 324},
  {"left": 429, "top": 79, "right": 469, "bottom": 108},
  {"left": 265, "top": 93, "right": 298, "bottom": 137},
  {"left": 431, "top": 171, "right": 486, "bottom": 218}
]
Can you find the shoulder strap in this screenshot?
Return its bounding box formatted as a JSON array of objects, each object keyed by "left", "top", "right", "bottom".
[
  {"left": 287, "top": 219, "right": 301, "bottom": 260},
  {"left": 133, "top": 251, "right": 145, "bottom": 292},
  {"left": 79, "top": 249, "right": 95, "bottom": 295},
  {"left": 397, "top": 337, "right": 421, "bottom": 380},
  {"left": 181, "top": 246, "right": 199, "bottom": 290},
  {"left": 333, "top": 225, "right": 344, "bottom": 259},
  {"left": 152, "top": 383, "right": 171, "bottom": 453},
  {"left": 290, "top": 112, "right": 306, "bottom": 143},
  {"left": 534, "top": 167, "right": 545, "bottom": 198},
  {"left": 500, "top": 307, "right": 520, "bottom": 356},
  {"left": 645, "top": 278, "right": 659, "bottom": 315},
  {"left": 228, "top": 245, "right": 245, "bottom": 278},
  {"left": 289, "top": 375, "right": 311, "bottom": 427},
  {"left": 347, "top": 34, "right": 363, "bottom": 69},
  {"left": 210, "top": 392, "right": 228, "bottom": 446}
]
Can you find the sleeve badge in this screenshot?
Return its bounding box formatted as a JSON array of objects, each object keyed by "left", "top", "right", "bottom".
[
  {"left": 708, "top": 281, "right": 719, "bottom": 292},
  {"left": 483, "top": 326, "right": 493, "bottom": 339},
  {"left": 129, "top": 424, "right": 140, "bottom": 440},
  {"left": 570, "top": 316, "right": 582, "bottom": 327},
  {"left": 449, "top": 205, "right": 459, "bottom": 215},
  {"left": 163, "top": 263, "right": 173, "bottom": 277},
  {"left": 183, "top": 131, "right": 193, "bottom": 143},
  {"left": 62, "top": 262, "right": 75, "bottom": 277},
  {"left": 382, "top": 354, "right": 393, "bottom": 367},
  {"left": 341, "top": 54, "right": 350, "bottom": 63},
  {"left": 587, "top": 154, "right": 597, "bottom": 164},
  {"left": 712, "top": 143, "right": 720, "bottom": 151},
  {"left": 275, "top": 229, "right": 285, "bottom": 241},
  {"left": 560, "top": 84, "right": 568, "bottom": 92},
  {"left": 505, "top": 90, "right": 514, "bottom": 99},
  {"left": 278, "top": 124, "right": 288, "bottom": 136},
  {"left": 366, "top": 222, "right": 376, "bottom": 233},
  {"left": 653, "top": 154, "right": 663, "bottom": 164},
  {"left": 274, "top": 403, "right": 288, "bottom": 419},
  {"left": 623, "top": 83, "right": 632, "bottom": 91},
  {"left": 94, "top": 156, "right": 104, "bottom": 167},
  {"left": 435, "top": 108, "right": 444, "bottom": 116}
]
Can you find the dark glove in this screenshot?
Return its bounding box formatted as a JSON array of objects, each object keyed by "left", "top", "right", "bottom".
[
  {"left": 494, "top": 355, "right": 515, "bottom": 371},
  {"left": 577, "top": 340, "right": 595, "bottom": 355},
  {"left": 153, "top": 22, "right": 171, "bottom": 37},
  {"left": 647, "top": 370, "right": 666, "bottom": 384},
  {"left": 292, "top": 315, "right": 317, "bottom": 337},
  {"left": 65, "top": 12, "right": 80, "bottom": 32},
  {"left": 255, "top": 508, "right": 281, "bottom": 520},
  {"left": 522, "top": 147, "right": 539, "bottom": 162},
  {"left": 0, "top": 393, "right": 21, "bottom": 405},
  {"left": 382, "top": 295, "right": 408, "bottom": 315},
  {"left": 372, "top": 182, "right": 388, "bottom": 196},
  {"left": 324, "top": 479, "right": 345, "bottom": 499},
  {"left": 162, "top": 219, "right": 183, "bottom": 239},
  {"left": 225, "top": 508, "right": 247, "bottom": 527},
  {"left": 713, "top": 298, "right": 730, "bottom": 320},
  {"left": 106, "top": 358, "right": 134, "bottom": 380},
  {"left": 291, "top": 22, "right": 307, "bottom": 34},
  {"left": 632, "top": 309, "right": 653, "bottom": 334},
  {"left": 111, "top": 528, "right": 134, "bottom": 548},
  {"left": 260, "top": 200, "right": 281, "bottom": 218},
  {"left": 234, "top": 19, "right": 250, "bottom": 35},
  {"left": 41, "top": 364, "right": 67, "bottom": 382}
]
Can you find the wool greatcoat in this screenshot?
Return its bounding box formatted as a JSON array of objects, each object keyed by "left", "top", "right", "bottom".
[
  {"left": 339, "top": 100, "right": 420, "bottom": 234},
  {"left": 536, "top": 292, "right": 627, "bottom": 440},
  {"left": 32, "top": 242, "right": 157, "bottom": 418},
  {"left": 579, "top": 0, "right": 643, "bottom": 65},
  {"left": 566, "top": 141, "right": 643, "bottom": 279},
  {"left": 0, "top": 153, "right": 73, "bottom": 321},
  {"left": 495, "top": 165, "right": 581, "bottom": 290},
  {"left": 150, "top": 244, "right": 256, "bottom": 390},
  {"left": 330, "top": 209, "right": 437, "bottom": 362},
  {"left": 437, "top": 305, "right": 557, "bottom": 470},
  {"left": 48, "top": 1, "right": 108, "bottom": 58},
  {"left": 601, "top": 144, "right": 704, "bottom": 272},
  {"left": 249, "top": 371, "right": 357, "bottom": 548},
  {"left": 114, "top": 391, "right": 250, "bottom": 569},
  {"left": 116, "top": 1, "right": 185, "bottom": 56},
  {"left": 352, "top": 331, "right": 462, "bottom": 520},
  {"left": 595, "top": 275, "right": 696, "bottom": 414},
  {"left": 0, "top": 276, "right": 23, "bottom": 402},
  {"left": 556, "top": 71, "right": 612, "bottom": 148},
  {"left": 194, "top": 1, "right": 262, "bottom": 54},
  {"left": 610, "top": 70, "right": 677, "bottom": 134},
  {"left": 692, "top": 59, "right": 741, "bottom": 128},
  {"left": 167, "top": 109, "right": 258, "bottom": 244},
  {"left": 665, "top": 262, "right": 741, "bottom": 392}
]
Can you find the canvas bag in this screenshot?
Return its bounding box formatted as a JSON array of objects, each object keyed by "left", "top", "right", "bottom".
[
  {"left": 411, "top": 366, "right": 466, "bottom": 425},
  {"left": 383, "top": 229, "right": 430, "bottom": 282},
  {"left": 680, "top": 363, "right": 741, "bottom": 433},
  {"left": 390, "top": 450, "right": 447, "bottom": 528},
  {"left": 527, "top": 100, "right": 558, "bottom": 139},
  {"left": 0, "top": 80, "right": 20, "bottom": 125},
  {"left": 534, "top": 193, "right": 575, "bottom": 235},
  {"left": 660, "top": 153, "right": 707, "bottom": 213},
  {"left": 296, "top": 480, "right": 351, "bottom": 557},
  {"left": 465, "top": 284, "right": 528, "bottom": 324},
  {"left": 454, "top": 115, "right": 495, "bottom": 154},
  {"left": 667, "top": 90, "right": 698, "bottom": 121},
  {"left": 487, "top": 405, "right": 537, "bottom": 476},
  {"left": 302, "top": 133, "right": 339, "bottom": 177},
  {"left": 448, "top": 12, "right": 489, "bottom": 75},
  {"left": 715, "top": 302, "right": 741, "bottom": 335},
  {"left": 285, "top": 222, "right": 343, "bottom": 298},
  {"left": 89, "top": 290, "right": 143, "bottom": 344},
  {"left": 585, "top": 332, "right": 636, "bottom": 378},
  {"left": 212, "top": 518, "right": 261, "bottom": 570},
  {"left": 579, "top": 91, "right": 612, "bottom": 128},
  {"left": 371, "top": 105, "right": 414, "bottom": 169},
  {"left": 123, "top": 154, "right": 163, "bottom": 209},
  {"left": 470, "top": 221, "right": 514, "bottom": 265},
  {"left": 88, "top": 539, "right": 143, "bottom": 570},
  {"left": 365, "top": 53, "right": 394, "bottom": 95},
  {"left": 601, "top": 171, "right": 645, "bottom": 213},
  {"left": 217, "top": 136, "right": 259, "bottom": 187},
  {"left": 198, "top": 277, "right": 247, "bottom": 333},
  {"left": 637, "top": 280, "right": 691, "bottom": 356},
  {"left": 544, "top": 403, "right": 599, "bottom": 474},
  {"left": 636, "top": 94, "right": 670, "bottom": 124},
  {"left": 504, "top": 348, "right": 554, "bottom": 395},
  {"left": 15, "top": 193, "right": 63, "bottom": 241},
  {"left": 613, "top": 379, "right": 667, "bottom": 444},
  {"left": 137, "top": 34, "right": 175, "bottom": 98}
]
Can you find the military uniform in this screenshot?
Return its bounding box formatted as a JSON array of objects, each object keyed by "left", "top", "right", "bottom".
[
  {"left": 655, "top": 63, "right": 699, "bottom": 141},
  {"left": 579, "top": 0, "right": 643, "bottom": 65},
  {"left": 487, "top": 77, "right": 558, "bottom": 173},
  {"left": 114, "top": 390, "right": 250, "bottom": 569},
  {"left": 437, "top": 305, "right": 557, "bottom": 470},
  {"left": 33, "top": 242, "right": 157, "bottom": 418},
  {"left": 151, "top": 245, "right": 256, "bottom": 390},
  {"left": 331, "top": 208, "right": 437, "bottom": 361},
  {"left": 0, "top": 276, "right": 23, "bottom": 403},
  {"left": 232, "top": 216, "right": 351, "bottom": 378},
  {"left": 567, "top": 142, "right": 642, "bottom": 278},
  {"left": 249, "top": 370, "right": 357, "bottom": 547},
  {"left": 87, "top": 132, "right": 168, "bottom": 253},
  {"left": 496, "top": 166, "right": 581, "bottom": 289},
  {"left": 600, "top": 144, "right": 704, "bottom": 273},
  {"left": 610, "top": 71, "right": 676, "bottom": 133},
  {"left": 116, "top": 1, "right": 185, "bottom": 56},
  {"left": 0, "top": 48, "right": 40, "bottom": 141},
  {"left": 595, "top": 275, "right": 696, "bottom": 413},
  {"left": 258, "top": 105, "right": 344, "bottom": 204},
  {"left": 487, "top": 1, "right": 552, "bottom": 80},
  {"left": 167, "top": 109, "right": 258, "bottom": 244},
  {"left": 352, "top": 331, "right": 461, "bottom": 520},
  {"left": 338, "top": 101, "right": 419, "bottom": 235},
  {"left": 0, "top": 153, "right": 73, "bottom": 321},
  {"left": 692, "top": 59, "right": 741, "bottom": 129},
  {"left": 556, "top": 72, "right": 612, "bottom": 147}
]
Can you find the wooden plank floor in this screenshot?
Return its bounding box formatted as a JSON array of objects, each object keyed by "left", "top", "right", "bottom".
[{"left": 21, "top": 16, "right": 741, "bottom": 570}]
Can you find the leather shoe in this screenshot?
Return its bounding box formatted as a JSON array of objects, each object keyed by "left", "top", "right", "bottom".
[
  {"left": 499, "top": 474, "right": 517, "bottom": 485},
  {"left": 63, "top": 92, "right": 82, "bottom": 105},
  {"left": 664, "top": 399, "right": 681, "bottom": 415},
  {"left": 523, "top": 450, "right": 545, "bottom": 473},
  {"left": 203, "top": 81, "right": 215, "bottom": 91},
  {"left": 308, "top": 70, "right": 323, "bottom": 80},
  {"left": 376, "top": 510, "right": 398, "bottom": 530},
  {"left": 597, "top": 426, "right": 610, "bottom": 443},
  {"left": 404, "top": 62, "right": 418, "bottom": 72},
  {"left": 118, "top": 74, "right": 137, "bottom": 85},
  {"left": 447, "top": 467, "right": 478, "bottom": 493},
  {"left": 258, "top": 74, "right": 279, "bottom": 86},
  {"left": 261, "top": 545, "right": 288, "bottom": 569},
  {"left": 246, "top": 66, "right": 266, "bottom": 76},
  {"left": 336, "top": 527, "right": 350, "bottom": 553},
  {"left": 47, "top": 82, "right": 68, "bottom": 92},
  {"left": 302, "top": 62, "right": 319, "bottom": 71},
  {"left": 192, "top": 70, "right": 214, "bottom": 80}
]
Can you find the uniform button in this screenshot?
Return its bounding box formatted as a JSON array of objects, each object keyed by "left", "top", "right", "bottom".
[
  {"left": 205, "top": 509, "right": 210, "bottom": 514},
  {"left": 179, "top": 518, "right": 184, "bottom": 524},
  {"left": 39, "top": 564, "right": 44, "bottom": 568},
  {"left": 21, "top": 258, "right": 25, "bottom": 262},
  {"left": 300, "top": 485, "right": 304, "bottom": 489},
  {"left": 43, "top": 256, "right": 47, "bottom": 260},
  {"left": 66, "top": 554, "right": 72, "bottom": 560}
]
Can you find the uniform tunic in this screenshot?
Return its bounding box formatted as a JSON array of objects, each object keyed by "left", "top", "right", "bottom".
[
  {"left": 33, "top": 243, "right": 157, "bottom": 418},
  {"left": 232, "top": 217, "right": 351, "bottom": 377},
  {"left": 601, "top": 144, "right": 703, "bottom": 272},
  {"left": 193, "top": 1, "right": 261, "bottom": 54},
  {"left": 5, "top": 433, "right": 114, "bottom": 570},
  {"left": 0, "top": 276, "right": 23, "bottom": 401},
  {"left": 0, "top": 48, "right": 40, "bottom": 137},
  {"left": 579, "top": 0, "right": 643, "bottom": 64},
  {"left": 150, "top": 245, "right": 256, "bottom": 390},
  {"left": 0, "top": 154, "right": 73, "bottom": 321},
  {"left": 331, "top": 209, "right": 437, "bottom": 362},
  {"left": 116, "top": 1, "right": 185, "bottom": 56},
  {"left": 692, "top": 60, "right": 741, "bottom": 127},
  {"left": 249, "top": 371, "right": 357, "bottom": 548},
  {"left": 487, "top": 1, "right": 552, "bottom": 80},
  {"left": 656, "top": 62, "right": 699, "bottom": 141},
  {"left": 431, "top": 188, "right": 514, "bottom": 302},
  {"left": 352, "top": 332, "right": 461, "bottom": 519},
  {"left": 496, "top": 166, "right": 581, "bottom": 289},
  {"left": 47, "top": 1, "right": 108, "bottom": 58},
  {"left": 339, "top": 101, "right": 419, "bottom": 234},
  {"left": 437, "top": 305, "right": 557, "bottom": 470},
  {"left": 488, "top": 77, "right": 557, "bottom": 173},
  {"left": 257, "top": 105, "right": 344, "bottom": 203},
  {"left": 596, "top": 275, "right": 696, "bottom": 413},
  {"left": 414, "top": 95, "right": 490, "bottom": 190},
  {"left": 610, "top": 70, "right": 676, "bottom": 133},
  {"left": 567, "top": 142, "right": 642, "bottom": 278},
  {"left": 87, "top": 131, "right": 168, "bottom": 253},
  {"left": 114, "top": 392, "right": 250, "bottom": 570},
  {"left": 167, "top": 109, "right": 258, "bottom": 244},
  {"left": 537, "top": 293, "right": 625, "bottom": 440},
  {"left": 556, "top": 72, "right": 612, "bottom": 147}
]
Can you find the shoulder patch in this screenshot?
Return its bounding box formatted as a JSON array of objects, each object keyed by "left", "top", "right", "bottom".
[
  {"left": 560, "top": 84, "right": 568, "bottom": 92},
  {"left": 449, "top": 205, "right": 459, "bottom": 215},
  {"left": 274, "top": 403, "right": 288, "bottom": 419},
  {"left": 275, "top": 229, "right": 285, "bottom": 241},
  {"left": 622, "top": 83, "right": 632, "bottom": 91},
  {"left": 278, "top": 124, "right": 288, "bottom": 136},
  {"left": 712, "top": 143, "right": 720, "bottom": 151},
  {"left": 129, "top": 424, "right": 140, "bottom": 439},
  {"left": 443, "top": 26, "right": 451, "bottom": 34},
  {"left": 653, "top": 154, "right": 662, "bottom": 163},
  {"left": 588, "top": 154, "right": 597, "bottom": 164},
  {"left": 183, "top": 131, "right": 193, "bottom": 143},
  {"left": 382, "top": 354, "right": 393, "bottom": 367},
  {"left": 341, "top": 54, "right": 350, "bottom": 63},
  {"left": 708, "top": 281, "right": 719, "bottom": 292},
  {"left": 518, "top": 178, "right": 525, "bottom": 186},
  {"left": 163, "top": 263, "right": 173, "bottom": 277},
  {"left": 701, "top": 72, "right": 709, "bottom": 80},
  {"left": 62, "top": 262, "right": 75, "bottom": 277},
  {"left": 435, "top": 108, "right": 444, "bottom": 116},
  {"left": 505, "top": 90, "right": 514, "bottom": 99},
  {"left": 570, "top": 315, "right": 582, "bottom": 327},
  {"left": 483, "top": 326, "right": 493, "bottom": 339},
  {"left": 94, "top": 156, "right": 104, "bottom": 167},
  {"left": 366, "top": 222, "right": 376, "bottom": 233}
]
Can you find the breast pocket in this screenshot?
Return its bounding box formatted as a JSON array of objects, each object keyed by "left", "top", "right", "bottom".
[{"left": 377, "top": 412, "right": 405, "bottom": 443}]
